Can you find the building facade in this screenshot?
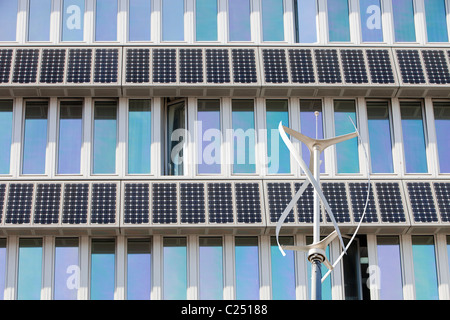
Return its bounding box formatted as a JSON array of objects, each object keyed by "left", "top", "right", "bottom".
[{"left": 0, "top": 0, "right": 449, "bottom": 300}]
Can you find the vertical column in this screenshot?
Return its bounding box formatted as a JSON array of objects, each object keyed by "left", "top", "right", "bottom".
[
  {"left": 117, "top": 97, "right": 127, "bottom": 178},
  {"left": 424, "top": 97, "right": 439, "bottom": 176},
  {"left": 41, "top": 236, "right": 54, "bottom": 300},
  {"left": 323, "top": 98, "right": 335, "bottom": 176},
  {"left": 152, "top": 235, "right": 162, "bottom": 300},
  {"left": 223, "top": 235, "right": 235, "bottom": 299},
  {"left": 4, "top": 236, "right": 18, "bottom": 300},
  {"left": 259, "top": 235, "right": 271, "bottom": 299},
  {"left": 295, "top": 234, "right": 308, "bottom": 300},
  {"left": 289, "top": 97, "right": 301, "bottom": 178},
  {"left": 17, "top": 0, "right": 27, "bottom": 44},
  {"left": 356, "top": 97, "right": 370, "bottom": 177},
  {"left": 348, "top": 0, "right": 361, "bottom": 44},
  {"left": 217, "top": 0, "right": 227, "bottom": 43},
  {"left": 152, "top": 98, "right": 162, "bottom": 178},
  {"left": 85, "top": 0, "right": 95, "bottom": 44},
  {"left": 48, "top": 97, "right": 58, "bottom": 178},
  {"left": 115, "top": 235, "right": 125, "bottom": 300},
  {"left": 187, "top": 235, "right": 198, "bottom": 299},
  {"left": 185, "top": 0, "right": 194, "bottom": 43},
  {"left": 186, "top": 97, "right": 196, "bottom": 178},
  {"left": 284, "top": 0, "right": 295, "bottom": 44},
  {"left": 400, "top": 235, "right": 415, "bottom": 300},
  {"left": 11, "top": 98, "right": 24, "bottom": 178},
  {"left": 390, "top": 98, "right": 405, "bottom": 176},
  {"left": 330, "top": 240, "right": 344, "bottom": 300},
  {"left": 251, "top": 0, "right": 261, "bottom": 43},
  {"left": 381, "top": 0, "right": 394, "bottom": 44},
  {"left": 82, "top": 97, "right": 93, "bottom": 178},
  {"left": 436, "top": 234, "right": 450, "bottom": 299},
  {"left": 51, "top": 0, "right": 61, "bottom": 43},
  {"left": 78, "top": 236, "right": 89, "bottom": 300},
  {"left": 366, "top": 234, "right": 380, "bottom": 300},
  {"left": 255, "top": 97, "right": 265, "bottom": 176},
  {"left": 118, "top": 0, "right": 127, "bottom": 43},
  {"left": 414, "top": 0, "right": 426, "bottom": 44},
  {"left": 317, "top": 0, "right": 328, "bottom": 44},
  {"left": 222, "top": 97, "right": 232, "bottom": 178}
]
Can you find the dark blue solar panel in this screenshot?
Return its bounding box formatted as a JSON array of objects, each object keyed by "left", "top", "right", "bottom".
[
  {"left": 152, "top": 49, "right": 177, "bottom": 83},
  {"left": 376, "top": 182, "right": 406, "bottom": 223},
  {"left": 349, "top": 182, "right": 378, "bottom": 223},
  {"left": 341, "top": 49, "right": 368, "bottom": 84},
  {"left": 180, "top": 183, "right": 205, "bottom": 223},
  {"left": 5, "top": 184, "right": 33, "bottom": 224},
  {"left": 407, "top": 182, "right": 438, "bottom": 223},
  {"left": 34, "top": 184, "right": 61, "bottom": 224},
  {"left": 208, "top": 183, "right": 234, "bottom": 223},
  {"left": 263, "top": 49, "right": 288, "bottom": 83},
  {"left": 235, "top": 183, "right": 262, "bottom": 223},
  {"left": 12, "top": 49, "right": 39, "bottom": 84},
  {"left": 124, "top": 183, "right": 149, "bottom": 224},
  {"left": 267, "top": 182, "right": 294, "bottom": 223},
  {"left": 0, "top": 49, "right": 13, "bottom": 83},
  {"left": 152, "top": 183, "right": 177, "bottom": 224},
  {"left": 40, "top": 49, "right": 66, "bottom": 84},
  {"left": 366, "top": 49, "right": 395, "bottom": 84},
  {"left": 433, "top": 183, "right": 450, "bottom": 222},
  {"left": 289, "top": 49, "right": 315, "bottom": 84},
  {"left": 126, "top": 49, "right": 150, "bottom": 83},
  {"left": 294, "top": 183, "right": 315, "bottom": 223},
  {"left": 422, "top": 50, "right": 450, "bottom": 84},
  {"left": 232, "top": 49, "right": 257, "bottom": 83},
  {"left": 396, "top": 50, "right": 426, "bottom": 84},
  {"left": 315, "top": 49, "right": 341, "bottom": 84},
  {"left": 90, "top": 183, "right": 117, "bottom": 224},
  {"left": 206, "top": 49, "right": 230, "bottom": 83},
  {"left": 67, "top": 49, "right": 92, "bottom": 83},
  {"left": 62, "top": 184, "right": 89, "bottom": 224},
  {"left": 94, "top": 49, "right": 119, "bottom": 83},
  {"left": 322, "top": 182, "right": 351, "bottom": 223},
  {"left": 179, "top": 49, "right": 203, "bottom": 83}
]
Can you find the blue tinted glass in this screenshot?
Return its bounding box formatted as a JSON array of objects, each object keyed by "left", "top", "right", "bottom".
[
  {"left": 62, "top": 0, "right": 85, "bottom": 42},
  {"left": 199, "top": 238, "right": 223, "bottom": 300},
  {"left": 266, "top": 100, "right": 290, "bottom": 174},
  {"left": 447, "top": 236, "right": 450, "bottom": 278},
  {"left": 95, "top": 0, "right": 118, "bottom": 41},
  {"left": 412, "top": 236, "right": 439, "bottom": 300},
  {"left": 392, "top": 0, "right": 416, "bottom": 42},
  {"left": 162, "top": 0, "right": 184, "bottom": 41},
  {"left": 196, "top": 0, "right": 217, "bottom": 41},
  {"left": 295, "top": 0, "right": 317, "bottom": 43},
  {"left": 93, "top": 101, "right": 117, "bottom": 174},
  {"left": 228, "top": 0, "right": 251, "bottom": 41},
  {"left": 425, "top": 0, "right": 448, "bottom": 42},
  {"left": 129, "top": 0, "right": 151, "bottom": 41},
  {"left": 232, "top": 100, "right": 255, "bottom": 174},
  {"left": 54, "top": 238, "right": 79, "bottom": 300},
  {"left": 197, "top": 100, "right": 221, "bottom": 174},
  {"left": 0, "top": 239, "right": 5, "bottom": 300},
  {"left": 0, "top": 101, "right": 12, "bottom": 174},
  {"left": 262, "top": 0, "right": 284, "bottom": 41},
  {"left": 0, "top": 0, "right": 18, "bottom": 41},
  {"left": 23, "top": 102, "right": 48, "bottom": 175},
  {"left": 128, "top": 100, "right": 151, "bottom": 174},
  {"left": 400, "top": 102, "right": 428, "bottom": 173},
  {"left": 91, "top": 239, "right": 115, "bottom": 300},
  {"left": 163, "top": 238, "right": 187, "bottom": 300},
  {"left": 360, "top": 0, "right": 383, "bottom": 42},
  {"left": 17, "top": 239, "right": 42, "bottom": 300},
  {"left": 367, "top": 101, "right": 394, "bottom": 173},
  {"left": 58, "top": 102, "right": 82, "bottom": 175},
  {"left": 377, "top": 236, "right": 403, "bottom": 300},
  {"left": 235, "top": 237, "right": 259, "bottom": 300},
  {"left": 127, "top": 239, "right": 151, "bottom": 300},
  {"left": 434, "top": 102, "right": 450, "bottom": 173},
  {"left": 270, "top": 237, "right": 295, "bottom": 300},
  {"left": 334, "top": 100, "right": 359, "bottom": 174},
  {"left": 300, "top": 100, "right": 324, "bottom": 173},
  {"left": 327, "top": 0, "right": 350, "bottom": 41},
  {"left": 167, "top": 101, "right": 185, "bottom": 176},
  {"left": 306, "top": 236, "right": 332, "bottom": 300},
  {"left": 28, "top": 0, "right": 51, "bottom": 41}
]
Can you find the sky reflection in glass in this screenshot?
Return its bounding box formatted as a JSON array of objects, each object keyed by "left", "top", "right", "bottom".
[
  {"left": 334, "top": 100, "right": 359, "bottom": 174},
  {"left": 270, "top": 237, "right": 295, "bottom": 300},
  {"left": 128, "top": 100, "right": 151, "bottom": 174},
  {"left": 266, "top": 100, "right": 290, "bottom": 174},
  {"left": 28, "top": 0, "right": 51, "bottom": 41},
  {"left": 167, "top": 101, "right": 185, "bottom": 176},
  {"left": 327, "top": 0, "right": 350, "bottom": 42},
  {"left": 412, "top": 236, "right": 439, "bottom": 300},
  {"left": 91, "top": 239, "right": 115, "bottom": 300},
  {"left": 377, "top": 236, "right": 403, "bottom": 300},
  {"left": 197, "top": 100, "right": 221, "bottom": 174},
  {"left": 196, "top": 0, "right": 217, "bottom": 41},
  {"left": 424, "top": 0, "right": 448, "bottom": 42},
  {"left": 93, "top": 101, "right": 117, "bottom": 174},
  {"left": 164, "top": 238, "right": 187, "bottom": 300},
  {"left": 261, "top": 0, "right": 284, "bottom": 41},
  {"left": 62, "top": 0, "right": 85, "bottom": 42},
  {"left": 359, "top": 0, "right": 383, "bottom": 42},
  {"left": 228, "top": 0, "right": 251, "bottom": 41},
  {"left": 235, "top": 237, "right": 259, "bottom": 300},
  {"left": 23, "top": 101, "right": 48, "bottom": 175},
  {"left": 392, "top": 0, "right": 416, "bottom": 42},
  {"left": 17, "top": 239, "right": 42, "bottom": 300},
  {"left": 0, "top": 0, "right": 18, "bottom": 41},
  {"left": 199, "top": 238, "right": 223, "bottom": 300},
  {"left": 162, "top": 0, "right": 184, "bottom": 41},
  {"left": 0, "top": 239, "right": 6, "bottom": 300},
  {"left": 295, "top": 0, "right": 317, "bottom": 43},
  {"left": 54, "top": 238, "right": 79, "bottom": 300},
  {"left": 0, "top": 101, "right": 12, "bottom": 174},
  {"left": 129, "top": 0, "right": 151, "bottom": 41},
  {"left": 232, "top": 100, "right": 255, "bottom": 174},
  {"left": 433, "top": 102, "right": 450, "bottom": 173},
  {"left": 127, "top": 239, "right": 151, "bottom": 300},
  {"left": 95, "top": 0, "right": 117, "bottom": 41},
  {"left": 300, "top": 100, "right": 324, "bottom": 173},
  {"left": 58, "top": 101, "right": 82, "bottom": 175}
]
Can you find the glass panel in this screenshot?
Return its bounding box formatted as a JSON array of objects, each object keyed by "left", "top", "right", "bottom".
[
  {"left": 266, "top": 100, "right": 290, "bottom": 174},
  {"left": 167, "top": 100, "right": 185, "bottom": 176},
  {"left": 433, "top": 102, "right": 450, "bottom": 173},
  {"left": 0, "top": 0, "right": 18, "bottom": 41},
  {"left": 235, "top": 237, "right": 259, "bottom": 300},
  {"left": 128, "top": 100, "right": 151, "bottom": 174},
  {"left": 163, "top": 237, "right": 187, "bottom": 300},
  {"left": 425, "top": 0, "right": 448, "bottom": 42},
  {"left": 392, "top": 0, "right": 416, "bottom": 42},
  {"left": 447, "top": 236, "right": 450, "bottom": 279},
  {"left": 54, "top": 238, "right": 79, "bottom": 300},
  {"left": 90, "top": 239, "right": 115, "bottom": 300},
  {"left": 228, "top": 0, "right": 251, "bottom": 41},
  {"left": 62, "top": 0, "right": 85, "bottom": 42},
  {"left": 197, "top": 100, "right": 221, "bottom": 174},
  {"left": 28, "top": 0, "right": 51, "bottom": 41},
  {"left": 58, "top": 101, "right": 82, "bottom": 175},
  {"left": 327, "top": 0, "right": 350, "bottom": 42},
  {"left": 93, "top": 101, "right": 117, "bottom": 174},
  {"left": 127, "top": 239, "right": 151, "bottom": 300},
  {"left": 95, "top": 0, "right": 118, "bottom": 41},
  {"left": 359, "top": 0, "right": 383, "bottom": 42},
  {"left": 306, "top": 236, "right": 332, "bottom": 300},
  {"left": 412, "top": 236, "right": 439, "bottom": 300},
  {"left": 199, "top": 237, "right": 223, "bottom": 300},
  {"left": 300, "top": 99, "right": 324, "bottom": 173},
  {"left": 232, "top": 100, "right": 255, "bottom": 174},
  {"left": 367, "top": 101, "right": 394, "bottom": 173},
  {"left": 196, "top": 0, "right": 217, "bottom": 41},
  {"left": 0, "top": 239, "right": 6, "bottom": 300},
  {"left": 342, "top": 238, "right": 362, "bottom": 300},
  {"left": 23, "top": 101, "right": 48, "bottom": 175},
  {"left": 0, "top": 101, "right": 13, "bottom": 174},
  {"left": 17, "top": 238, "right": 42, "bottom": 300},
  {"left": 129, "top": 0, "right": 151, "bottom": 41},
  {"left": 261, "top": 0, "right": 284, "bottom": 41},
  {"left": 400, "top": 101, "right": 428, "bottom": 173},
  {"left": 294, "top": 0, "right": 317, "bottom": 43},
  {"left": 376, "top": 236, "right": 403, "bottom": 300},
  {"left": 162, "top": 0, "right": 184, "bottom": 41},
  {"left": 270, "top": 237, "right": 295, "bottom": 300},
  {"left": 334, "top": 100, "right": 359, "bottom": 174}
]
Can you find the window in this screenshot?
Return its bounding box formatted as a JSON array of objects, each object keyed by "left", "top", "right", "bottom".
[
  {"left": 228, "top": 0, "right": 251, "bottom": 41},
  {"left": 412, "top": 236, "right": 439, "bottom": 300},
  {"left": 334, "top": 100, "right": 359, "bottom": 174},
  {"left": 306, "top": 236, "right": 332, "bottom": 299},
  {"left": 199, "top": 237, "right": 223, "bottom": 300},
  {"left": 166, "top": 99, "right": 186, "bottom": 176},
  {"left": 62, "top": 0, "right": 85, "bottom": 42},
  {"left": 17, "top": 238, "right": 43, "bottom": 300},
  {"left": 58, "top": 101, "right": 82, "bottom": 175},
  {"left": 261, "top": 0, "right": 284, "bottom": 41},
  {"left": 376, "top": 236, "right": 403, "bottom": 300},
  {"left": 197, "top": 100, "right": 221, "bottom": 174},
  {"left": 359, "top": 0, "right": 383, "bottom": 42},
  {"left": 0, "top": 101, "right": 13, "bottom": 174},
  {"left": 95, "top": 0, "right": 118, "bottom": 41},
  {"left": 235, "top": 237, "right": 259, "bottom": 300},
  {"left": 232, "top": 100, "right": 256, "bottom": 174},
  {"left": 128, "top": 100, "right": 151, "bottom": 174},
  {"left": 400, "top": 101, "right": 428, "bottom": 173},
  {"left": 300, "top": 99, "right": 324, "bottom": 173},
  {"left": 392, "top": 0, "right": 416, "bottom": 42},
  {"left": 196, "top": 0, "right": 218, "bottom": 41},
  {"left": 91, "top": 239, "right": 115, "bottom": 300},
  {"left": 294, "top": 0, "right": 317, "bottom": 43},
  {"left": 163, "top": 237, "right": 187, "bottom": 300},
  {"left": 266, "top": 100, "right": 290, "bottom": 174},
  {"left": 0, "top": 239, "right": 6, "bottom": 300},
  {"left": 127, "top": 239, "right": 151, "bottom": 300},
  {"left": 23, "top": 101, "right": 48, "bottom": 175},
  {"left": 129, "top": 0, "right": 151, "bottom": 41},
  {"left": 0, "top": 0, "right": 18, "bottom": 41},
  {"left": 28, "top": 0, "right": 51, "bottom": 41},
  {"left": 434, "top": 102, "right": 450, "bottom": 173},
  {"left": 54, "top": 238, "right": 79, "bottom": 300},
  {"left": 270, "top": 237, "right": 295, "bottom": 300},
  {"left": 162, "top": 0, "right": 184, "bottom": 41},
  {"left": 425, "top": 0, "right": 448, "bottom": 42},
  {"left": 367, "top": 101, "right": 394, "bottom": 173},
  {"left": 327, "top": 0, "right": 350, "bottom": 42},
  {"left": 93, "top": 101, "right": 117, "bottom": 174}
]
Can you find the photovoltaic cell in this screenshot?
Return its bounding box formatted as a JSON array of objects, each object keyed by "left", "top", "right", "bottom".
[
  {"left": 67, "top": 49, "right": 92, "bottom": 83},
  {"left": 294, "top": 183, "right": 315, "bottom": 223},
  {"left": 366, "top": 49, "right": 395, "bottom": 84},
  {"left": 62, "top": 184, "right": 89, "bottom": 224},
  {"left": 33, "top": 184, "right": 61, "bottom": 224},
  {"left": 396, "top": 50, "right": 426, "bottom": 84},
  {"left": 262, "top": 49, "right": 288, "bottom": 83},
  {"left": 180, "top": 183, "right": 205, "bottom": 223},
  {"left": 126, "top": 48, "right": 150, "bottom": 83},
  {"left": 348, "top": 182, "right": 378, "bottom": 223},
  {"left": 12, "top": 49, "right": 39, "bottom": 83},
  {"left": 422, "top": 50, "right": 450, "bottom": 84},
  {"left": 40, "top": 49, "right": 66, "bottom": 84},
  {"left": 207, "top": 183, "right": 234, "bottom": 223},
  {"left": 206, "top": 49, "right": 230, "bottom": 83},
  {"left": 376, "top": 182, "right": 406, "bottom": 223},
  {"left": 124, "top": 183, "right": 149, "bottom": 224},
  {"left": 322, "top": 183, "right": 351, "bottom": 223},
  {"left": 0, "top": 49, "right": 13, "bottom": 83},
  {"left": 152, "top": 183, "right": 177, "bottom": 224},
  {"left": 90, "top": 183, "right": 116, "bottom": 224},
  {"left": 288, "top": 49, "right": 315, "bottom": 84},
  {"left": 0, "top": 184, "right": 6, "bottom": 223},
  {"left": 5, "top": 184, "right": 33, "bottom": 224},
  {"left": 433, "top": 182, "right": 450, "bottom": 222},
  {"left": 315, "top": 49, "right": 341, "bottom": 84},
  {"left": 179, "top": 49, "right": 203, "bottom": 83},
  {"left": 232, "top": 49, "right": 257, "bottom": 83},
  {"left": 341, "top": 49, "right": 368, "bottom": 84},
  {"left": 267, "top": 182, "right": 294, "bottom": 223},
  {"left": 235, "top": 183, "right": 262, "bottom": 223},
  {"left": 407, "top": 182, "right": 438, "bottom": 223},
  {"left": 94, "top": 49, "right": 119, "bottom": 83},
  {"left": 152, "top": 49, "right": 177, "bottom": 83}
]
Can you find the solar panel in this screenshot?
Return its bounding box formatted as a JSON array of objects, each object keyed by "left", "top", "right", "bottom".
[
  {"left": 179, "top": 49, "right": 203, "bottom": 84},
  {"left": 267, "top": 182, "right": 294, "bottom": 223},
  {"left": 152, "top": 183, "right": 177, "bottom": 224},
  {"left": 341, "top": 49, "right": 368, "bottom": 84},
  {"left": 407, "top": 182, "right": 438, "bottom": 223},
  {"left": 0, "top": 184, "right": 6, "bottom": 223},
  {"left": 348, "top": 182, "right": 378, "bottom": 223},
  {"left": 124, "top": 183, "right": 149, "bottom": 224},
  {"left": 433, "top": 182, "right": 450, "bottom": 222},
  {"left": 376, "top": 182, "right": 406, "bottom": 223},
  {"left": 288, "top": 49, "right": 315, "bottom": 84},
  {"left": 40, "top": 49, "right": 66, "bottom": 84},
  {"left": 33, "top": 184, "right": 61, "bottom": 224},
  {"left": 180, "top": 183, "right": 205, "bottom": 223},
  {"left": 94, "top": 49, "right": 119, "bottom": 83},
  {"left": 422, "top": 50, "right": 450, "bottom": 84},
  {"left": 5, "top": 184, "right": 33, "bottom": 224},
  {"left": 366, "top": 49, "right": 395, "bottom": 84},
  {"left": 66, "top": 49, "right": 92, "bottom": 83},
  {"left": 90, "top": 183, "right": 116, "bottom": 224},
  {"left": 235, "top": 183, "right": 262, "bottom": 223},
  {"left": 12, "top": 49, "right": 39, "bottom": 84},
  {"left": 62, "top": 184, "right": 89, "bottom": 224},
  {"left": 0, "top": 49, "right": 13, "bottom": 83},
  {"left": 207, "top": 183, "right": 234, "bottom": 223},
  {"left": 152, "top": 48, "right": 177, "bottom": 83},
  {"left": 315, "top": 49, "right": 341, "bottom": 84},
  {"left": 294, "top": 183, "right": 315, "bottom": 223},
  {"left": 322, "top": 183, "right": 351, "bottom": 223},
  {"left": 396, "top": 50, "right": 426, "bottom": 84},
  {"left": 126, "top": 48, "right": 150, "bottom": 83},
  {"left": 262, "top": 49, "right": 288, "bottom": 83},
  {"left": 206, "top": 49, "right": 230, "bottom": 83},
  {"left": 232, "top": 49, "right": 257, "bottom": 83}
]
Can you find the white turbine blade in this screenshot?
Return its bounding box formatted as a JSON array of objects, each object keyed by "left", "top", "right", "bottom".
[
  {"left": 282, "top": 245, "right": 309, "bottom": 252},
  {"left": 282, "top": 125, "right": 316, "bottom": 150},
  {"left": 317, "top": 132, "right": 358, "bottom": 150}
]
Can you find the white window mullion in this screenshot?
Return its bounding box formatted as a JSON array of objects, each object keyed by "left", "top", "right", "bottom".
[
  {"left": 259, "top": 235, "right": 271, "bottom": 300},
  {"left": 17, "top": 0, "right": 28, "bottom": 44},
  {"left": 250, "top": 0, "right": 261, "bottom": 44},
  {"left": 11, "top": 98, "right": 24, "bottom": 178},
  {"left": 381, "top": 0, "right": 394, "bottom": 44},
  {"left": 222, "top": 97, "right": 232, "bottom": 178},
  {"left": 436, "top": 234, "right": 450, "bottom": 300},
  {"left": 117, "top": 97, "right": 127, "bottom": 178},
  {"left": 400, "top": 234, "right": 415, "bottom": 300},
  {"left": 423, "top": 97, "right": 439, "bottom": 176},
  {"left": 366, "top": 234, "right": 380, "bottom": 300},
  {"left": 151, "top": 235, "right": 163, "bottom": 300},
  {"left": 41, "top": 236, "right": 54, "bottom": 300},
  {"left": 390, "top": 98, "right": 406, "bottom": 177},
  {"left": 114, "top": 235, "right": 125, "bottom": 300},
  {"left": 187, "top": 235, "right": 199, "bottom": 300},
  {"left": 356, "top": 97, "right": 370, "bottom": 177},
  {"left": 83, "top": 97, "right": 93, "bottom": 178},
  {"left": 294, "top": 234, "right": 308, "bottom": 300},
  {"left": 223, "top": 235, "right": 235, "bottom": 300},
  {"left": 78, "top": 235, "right": 89, "bottom": 300},
  {"left": 217, "top": 0, "right": 227, "bottom": 43},
  {"left": 284, "top": 0, "right": 295, "bottom": 44},
  {"left": 414, "top": 0, "right": 426, "bottom": 45},
  {"left": 185, "top": 0, "right": 194, "bottom": 44},
  {"left": 48, "top": 97, "right": 58, "bottom": 179},
  {"left": 4, "top": 236, "right": 18, "bottom": 300},
  {"left": 349, "top": 0, "right": 361, "bottom": 44},
  {"left": 85, "top": 0, "right": 94, "bottom": 44}
]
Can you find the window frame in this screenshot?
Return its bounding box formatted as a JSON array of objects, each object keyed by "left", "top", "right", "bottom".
[
  {"left": 93, "top": 0, "right": 120, "bottom": 43},
  {"left": 60, "top": 0, "right": 87, "bottom": 43},
  {"left": 127, "top": 0, "right": 153, "bottom": 43}
]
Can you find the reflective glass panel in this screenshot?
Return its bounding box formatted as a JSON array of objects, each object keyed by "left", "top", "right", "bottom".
[
  {"left": 17, "top": 238, "right": 42, "bottom": 300},
  {"left": 400, "top": 101, "right": 428, "bottom": 173},
  {"left": 367, "top": 101, "right": 394, "bottom": 173},
  {"left": 392, "top": 0, "right": 416, "bottom": 42},
  {"left": 261, "top": 0, "right": 284, "bottom": 41},
  {"left": 95, "top": 0, "right": 118, "bottom": 41},
  {"left": 28, "top": 0, "right": 51, "bottom": 41},
  {"left": 128, "top": 100, "right": 151, "bottom": 174},
  {"left": 196, "top": 0, "right": 217, "bottom": 41},
  {"left": 232, "top": 100, "right": 256, "bottom": 174},
  {"left": 425, "top": 0, "right": 448, "bottom": 42},
  {"left": 266, "top": 100, "right": 290, "bottom": 174},
  {"left": 90, "top": 239, "right": 115, "bottom": 300},
  {"left": 327, "top": 0, "right": 350, "bottom": 42},
  {"left": 93, "top": 101, "right": 117, "bottom": 174},
  {"left": 0, "top": 239, "right": 6, "bottom": 300},
  {"left": 359, "top": 0, "right": 383, "bottom": 42},
  {"left": 294, "top": 0, "right": 317, "bottom": 43},
  {"left": 167, "top": 100, "right": 185, "bottom": 176},
  {"left": 228, "top": 0, "right": 251, "bottom": 41},
  {"left": 235, "top": 237, "right": 259, "bottom": 300},
  {"left": 0, "top": 101, "right": 12, "bottom": 174},
  {"left": 300, "top": 100, "right": 324, "bottom": 173},
  {"left": 334, "top": 100, "right": 359, "bottom": 174},
  {"left": 376, "top": 236, "right": 403, "bottom": 300},
  {"left": 306, "top": 236, "right": 332, "bottom": 300},
  {"left": 412, "top": 236, "right": 439, "bottom": 300},
  {"left": 0, "top": 0, "right": 18, "bottom": 41},
  {"left": 58, "top": 101, "right": 82, "bottom": 175},
  {"left": 433, "top": 102, "right": 450, "bottom": 173},
  {"left": 163, "top": 237, "right": 187, "bottom": 300},
  {"left": 54, "top": 238, "right": 79, "bottom": 300},
  {"left": 127, "top": 239, "right": 151, "bottom": 300},
  {"left": 162, "top": 0, "right": 184, "bottom": 41},
  {"left": 343, "top": 238, "right": 362, "bottom": 300},
  {"left": 197, "top": 100, "right": 221, "bottom": 174},
  {"left": 447, "top": 236, "right": 450, "bottom": 279},
  {"left": 129, "top": 0, "right": 151, "bottom": 41},
  {"left": 199, "top": 237, "right": 223, "bottom": 300},
  {"left": 270, "top": 237, "right": 295, "bottom": 300},
  {"left": 62, "top": 0, "right": 85, "bottom": 42},
  {"left": 23, "top": 101, "right": 48, "bottom": 175}
]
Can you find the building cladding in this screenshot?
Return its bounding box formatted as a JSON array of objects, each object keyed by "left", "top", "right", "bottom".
[{"left": 0, "top": 0, "right": 448, "bottom": 300}]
